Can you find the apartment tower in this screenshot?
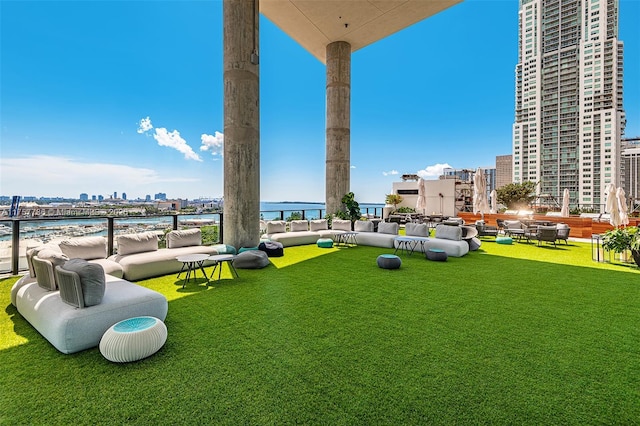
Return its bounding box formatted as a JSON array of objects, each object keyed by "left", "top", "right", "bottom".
[{"left": 513, "top": 0, "right": 625, "bottom": 211}]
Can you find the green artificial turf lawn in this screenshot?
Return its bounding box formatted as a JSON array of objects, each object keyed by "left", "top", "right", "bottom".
[{"left": 1, "top": 240, "right": 639, "bottom": 425}]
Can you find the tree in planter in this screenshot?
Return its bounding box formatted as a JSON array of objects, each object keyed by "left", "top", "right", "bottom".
[
  {"left": 329, "top": 192, "right": 361, "bottom": 229},
  {"left": 385, "top": 194, "right": 403, "bottom": 212},
  {"left": 601, "top": 226, "right": 640, "bottom": 266}
]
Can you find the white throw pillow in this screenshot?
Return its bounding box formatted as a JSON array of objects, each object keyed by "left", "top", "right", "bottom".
[
  {"left": 309, "top": 219, "right": 328, "bottom": 231},
  {"left": 377, "top": 222, "right": 399, "bottom": 235},
  {"left": 167, "top": 229, "right": 202, "bottom": 248},
  {"left": 117, "top": 232, "right": 158, "bottom": 255},
  {"left": 266, "top": 221, "right": 286, "bottom": 234},
  {"left": 289, "top": 220, "right": 309, "bottom": 232},
  {"left": 59, "top": 236, "right": 108, "bottom": 260},
  {"left": 332, "top": 219, "right": 351, "bottom": 231},
  {"left": 354, "top": 221, "right": 374, "bottom": 232}
]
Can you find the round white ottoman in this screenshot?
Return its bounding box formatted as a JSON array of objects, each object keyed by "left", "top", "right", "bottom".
[{"left": 100, "top": 316, "right": 167, "bottom": 363}]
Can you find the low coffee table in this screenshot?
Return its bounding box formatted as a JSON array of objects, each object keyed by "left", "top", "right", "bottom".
[
  {"left": 176, "top": 253, "right": 209, "bottom": 288},
  {"left": 334, "top": 232, "right": 358, "bottom": 247},
  {"left": 394, "top": 236, "right": 428, "bottom": 256},
  {"left": 208, "top": 254, "right": 239, "bottom": 281}
]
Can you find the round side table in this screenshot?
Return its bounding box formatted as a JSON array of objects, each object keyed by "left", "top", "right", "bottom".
[{"left": 100, "top": 316, "right": 167, "bottom": 363}]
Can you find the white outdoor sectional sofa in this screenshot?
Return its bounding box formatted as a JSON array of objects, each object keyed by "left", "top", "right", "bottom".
[
  {"left": 9, "top": 229, "right": 225, "bottom": 354},
  {"left": 264, "top": 219, "right": 399, "bottom": 248}
]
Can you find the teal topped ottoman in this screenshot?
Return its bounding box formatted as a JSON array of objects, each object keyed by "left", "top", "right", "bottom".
[
  {"left": 317, "top": 238, "right": 333, "bottom": 248},
  {"left": 377, "top": 254, "right": 402, "bottom": 269},
  {"left": 426, "top": 249, "right": 447, "bottom": 261},
  {"left": 496, "top": 236, "right": 513, "bottom": 245}
]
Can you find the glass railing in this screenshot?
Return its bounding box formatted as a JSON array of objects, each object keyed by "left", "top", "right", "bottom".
[{"left": 1, "top": 206, "right": 383, "bottom": 275}]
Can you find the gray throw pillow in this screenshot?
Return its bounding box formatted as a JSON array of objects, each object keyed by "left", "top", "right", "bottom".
[{"left": 61, "top": 259, "right": 106, "bottom": 307}]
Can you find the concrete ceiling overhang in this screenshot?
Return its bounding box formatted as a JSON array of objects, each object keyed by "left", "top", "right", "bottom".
[{"left": 260, "top": 0, "right": 463, "bottom": 63}]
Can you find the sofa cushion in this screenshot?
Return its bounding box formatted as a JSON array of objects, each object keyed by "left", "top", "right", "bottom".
[
  {"left": 117, "top": 232, "right": 158, "bottom": 255},
  {"left": 332, "top": 219, "right": 352, "bottom": 231},
  {"left": 166, "top": 229, "right": 201, "bottom": 248},
  {"left": 266, "top": 221, "right": 286, "bottom": 234},
  {"left": 405, "top": 223, "right": 429, "bottom": 237},
  {"left": 60, "top": 259, "right": 106, "bottom": 307},
  {"left": 36, "top": 249, "right": 69, "bottom": 269},
  {"left": 377, "top": 222, "right": 399, "bottom": 235},
  {"left": 354, "top": 220, "right": 374, "bottom": 232},
  {"left": 435, "top": 224, "right": 462, "bottom": 241},
  {"left": 59, "top": 236, "right": 108, "bottom": 260},
  {"left": 26, "top": 243, "right": 62, "bottom": 278},
  {"left": 309, "top": 219, "right": 328, "bottom": 232},
  {"left": 289, "top": 220, "right": 309, "bottom": 232},
  {"left": 32, "top": 255, "right": 63, "bottom": 291}
]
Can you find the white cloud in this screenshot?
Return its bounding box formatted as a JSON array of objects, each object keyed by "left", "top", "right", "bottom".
[
  {"left": 382, "top": 170, "right": 399, "bottom": 176},
  {"left": 153, "top": 128, "right": 202, "bottom": 161},
  {"left": 200, "top": 131, "right": 224, "bottom": 156},
  {"left": 0, "top": 155, "right": 200, "bottom": 198},
  {"left": 137, "top": 116, "right": 153, "bottom": 133},
  {"left": 351, "top": 165, "right": 356, "bottom": 169},
  {"left": 417, "top": 163, "right": 452, "bottom": 179}
]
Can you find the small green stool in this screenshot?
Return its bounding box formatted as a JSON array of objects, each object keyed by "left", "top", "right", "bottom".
[
  {"left": 496, "top": 237, "right": 513, "bottom": 245},
  {"left": 317, "top": 238, "right": 334, "bottom": 248}
]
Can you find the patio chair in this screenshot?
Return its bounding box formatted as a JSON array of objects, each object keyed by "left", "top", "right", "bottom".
[
  {"left": 496, "top": 219, "right": 505, "bottom": 234},
  {"left": 523, "top": 225, "right": 539, "bottom": 243},
  {"left": 536, "top": 226, "right": 558, "bottom": 247},
  {"left": 475, "top": 221, "right": 498, "bottom": 238},
  {"left": 503, "top": 220, "right": 525, "bottom": 240},
  {"left": 556, "top": 223, "right": 570, "bottom": 245}
]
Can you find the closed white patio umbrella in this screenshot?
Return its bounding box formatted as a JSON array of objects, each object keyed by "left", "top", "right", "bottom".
[
  {"left": 473, "top": 168, "right": 489, "bottom": 220},
  {"left": 416, "top": 178, "right": 427, "bottom": 214},
  {"left": 605, "top": 183, "right": 620, "bottom": 227},
  {"left": 560, "top": 188, "right": 570, "bottom": 217},
  {"left": 617, "top": 187, "right": 629, "bottom": 227},
  {"left": 490, "top": 189, "right": 497, "bottom": 214}
]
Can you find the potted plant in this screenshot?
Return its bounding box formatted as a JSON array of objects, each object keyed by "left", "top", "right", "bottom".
[
  {"left": 385, "top": 194, "right": 403, "bottom": 212},
  {"left": 601, "top": 226, "right": 640, "bottom": 266}
]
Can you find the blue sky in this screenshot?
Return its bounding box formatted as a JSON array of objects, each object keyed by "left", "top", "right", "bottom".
[{"left": 1, "top": 0, "right": 639, "bottom": 203}]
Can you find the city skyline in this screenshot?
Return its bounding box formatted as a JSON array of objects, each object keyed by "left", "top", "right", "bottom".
[{"left": 1, "top": 0, "right": 639, "bottom": 203}]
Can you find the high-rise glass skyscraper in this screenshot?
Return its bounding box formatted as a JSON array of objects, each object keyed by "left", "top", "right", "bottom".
[{"left": 513, "top": 0, "right": 625, "bottom": 211}]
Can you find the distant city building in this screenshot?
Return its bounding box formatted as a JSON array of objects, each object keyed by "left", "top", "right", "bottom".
[
  {"left": 122, "top": 192, "right": 127, "bottom": 200},
  {"left": 154, "top": 193, "right": 167, "bottom": 201},
  {"left": 145, "top": 194, "right": 151, "bottom": 202},
  {"left": 495, "top": 155, "right": 513, "bottom": 189},
  {"left": 621, "top": 136, "right": 640, "bottom": 202},
  {"left": 98, "top": 195, "right": 104, "bottom": 202},
  {"left": 91, "top": 195, "right": 97, "bottom": 201},
  {"left": 79, "top": 193, "right": 89, "bottom": 201},
  {"left": 113, "top": 192, "right": 118, "bottom": 199},
  {"left": 513, "top": 0, "right": 625, "bottom": 212}
]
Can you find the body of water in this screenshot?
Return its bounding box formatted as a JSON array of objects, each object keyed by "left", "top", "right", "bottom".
[{"left": 0, "top": 202, "right": 385, "bottom": 242}]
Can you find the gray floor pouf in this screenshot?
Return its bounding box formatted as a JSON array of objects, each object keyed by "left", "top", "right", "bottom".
[
  {"left": 468, "top": 237, "right": 482, "bottom": 251},
  {"left": 426, "top": 249, "right": 448, "bottom": 261},
  {"left": 377, "top": 254, "right": 402, "bottom": 269},
  {"left": 233, "top": 250, "right": 270, "bottom": 269}
]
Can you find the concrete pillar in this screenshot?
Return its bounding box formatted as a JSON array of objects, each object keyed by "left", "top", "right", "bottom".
[
  {"left": 223, "top": 0, "right": 260, "bottom": 249},
  {"left": 325, "top": 41, "right": 351, "bottom": 216}
]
